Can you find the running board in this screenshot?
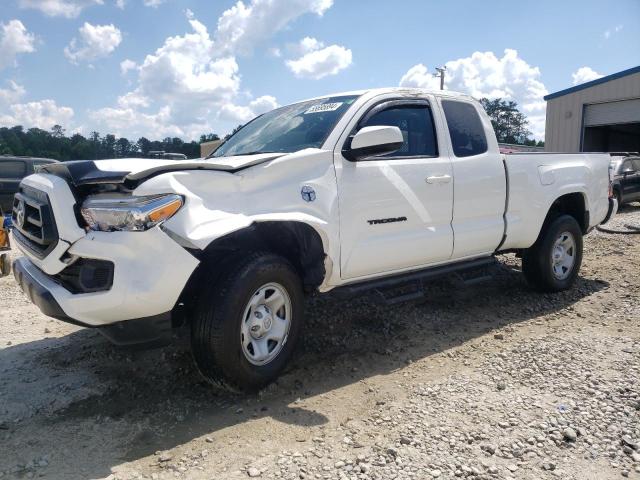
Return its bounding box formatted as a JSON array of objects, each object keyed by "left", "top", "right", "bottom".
[{"left": 330, "top": 257, "right": 498, "bottom": 303}]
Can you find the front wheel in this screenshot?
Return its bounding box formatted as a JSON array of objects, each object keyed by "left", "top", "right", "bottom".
[
  {"left": 522, "top": 215, "right": 583, "bottom": 292},
  {"left": 191, "top": 253, "right": 304, "bottom": 392}
]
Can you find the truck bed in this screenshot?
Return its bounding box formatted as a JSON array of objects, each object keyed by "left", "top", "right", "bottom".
[{"left": 500, "top": 152, "right": 611, "bottom": 250}]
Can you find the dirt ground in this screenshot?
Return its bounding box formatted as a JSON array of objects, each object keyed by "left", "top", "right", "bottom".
[{"left": 1, "top": 206, "right": 639, "bottom": 480}]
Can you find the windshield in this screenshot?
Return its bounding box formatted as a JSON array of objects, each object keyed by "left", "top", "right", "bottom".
[{"left": 212, "top": 95, "right": 359, "bottom": 158}]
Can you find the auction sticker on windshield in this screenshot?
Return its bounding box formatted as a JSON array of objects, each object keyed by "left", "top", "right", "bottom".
[{"left": 305, "top": 102, "right": 343, "bottom": 114}]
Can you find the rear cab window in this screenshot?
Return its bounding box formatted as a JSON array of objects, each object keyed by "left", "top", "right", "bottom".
[
  {"left": 441, "top": 100, "right": 488, "bottom": 157},
  {"left": 0, "top": 161, "right": 27, "bottom": 179}
]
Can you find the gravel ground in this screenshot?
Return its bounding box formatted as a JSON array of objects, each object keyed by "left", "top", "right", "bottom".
[{"left": 1, "top": 204, "right": 639, "bottom": 480}]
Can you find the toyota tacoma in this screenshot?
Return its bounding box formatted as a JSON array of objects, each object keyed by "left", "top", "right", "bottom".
[{"left": 9, "top": 88, "right": 617, "bottom": 391}]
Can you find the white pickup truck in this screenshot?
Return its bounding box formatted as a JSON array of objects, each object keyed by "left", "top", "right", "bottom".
[{"left": 9, "top": 88, "right": 617, "bottom": 391}]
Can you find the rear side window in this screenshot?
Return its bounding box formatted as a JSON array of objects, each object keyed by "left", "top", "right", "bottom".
[
  {"left": 360, "top": 104, "right": 438, "bottom": 158},
  {"left": 0, "top": 161, "right": 26, "bottom": 178},
  {"left": 622, "top": 160, "right": 636, "bottom": 172},
  {"left": 442, "top": 100, "right": 488, "bottom": 157}
]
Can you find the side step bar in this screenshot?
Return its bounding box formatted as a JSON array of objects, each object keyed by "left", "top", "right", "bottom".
[{"left": 330, "top": 257, "right": 498, "bottom": 303}]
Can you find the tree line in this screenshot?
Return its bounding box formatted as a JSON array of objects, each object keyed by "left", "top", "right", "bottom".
[
  {"left": 479, "top": 98, "right": 544, "bottom": 147},
  {"left": 0, "top": 125, "right": 221, "bottom": 161}
]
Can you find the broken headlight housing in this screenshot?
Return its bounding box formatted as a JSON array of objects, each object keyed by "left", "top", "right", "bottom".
[{"left": 80, "top": 194, "right": 183, "bottom": 232}]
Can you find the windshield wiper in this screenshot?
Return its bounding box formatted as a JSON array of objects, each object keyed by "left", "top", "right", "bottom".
[{"left": 228, "top": 150, "right": 280, "bottom": 156}]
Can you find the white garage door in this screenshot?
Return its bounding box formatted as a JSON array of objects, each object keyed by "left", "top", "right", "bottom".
[{"left": 584, "top": 98, "right": 640, "bottom": 126}]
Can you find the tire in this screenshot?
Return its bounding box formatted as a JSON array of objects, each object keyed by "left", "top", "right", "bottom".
[
  {"left": 522, "top": 214, "right": 583, "bottom": 292},
  {"left": 615, "top": 189, "right": 623, "bottom": 207},
  {"left": 191, "top": 252, "right": 304, "bottom": 392}
]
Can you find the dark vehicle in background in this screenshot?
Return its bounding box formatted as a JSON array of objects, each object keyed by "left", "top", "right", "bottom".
[
  {"left": 148, "top": 151, "right": 188, "bottom": 160},
  {"left": 0, "top": 156, "right": 58, "bottom": 214},
  {"left": 611, "top": 154, "right": 640, "bottom": 206}
]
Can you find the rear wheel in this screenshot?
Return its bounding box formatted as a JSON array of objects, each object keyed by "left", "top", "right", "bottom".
[
  {"left": 522, "top": 215, "right": 583, "bottom": 292},
  {"left": 191, "top": 253, "right": 304, "bottom": 392}
]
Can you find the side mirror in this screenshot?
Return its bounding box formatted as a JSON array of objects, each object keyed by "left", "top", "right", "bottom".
[{"left": 343, "top": 126, "right": 404, "bottom": 161}]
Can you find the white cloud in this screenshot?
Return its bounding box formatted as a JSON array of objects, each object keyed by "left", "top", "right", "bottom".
[
  {"left": 285, "top": 37, "right": 352, "bottom": 79},
  {"left": 90, "top": 0, "right": 339, "bottom": 139},
  {"left": 64, "top": 23, "right": 123, "bottom": 64},
  {"left": 215, "top": 0, "right": 333, "bottom": 55},
  {"left": 0, "top": 20, "right": 37, "bottom": 70},
  {"left": 89, "top": 13, "right": 250, "bottom": 139},
  {"left": 572, "top": 66, "right": 603, "bottom": 86},
  {"left": 292, "top": 36, "right": 324, "bottom": 55},
  {"left": 219, "top": 95, "right": 279, "bottom": 122},
  {"left": 115, "top": 0, "right": 125, "bottom": 8},
  {"left": 0, "top": 99, "right": 74, "bottom": 129},
  {"left": 143, "top": 0, "right": 165, "bottom": 6},
  {"left": 117, "top": 90, "right": 149, "bottom": 108},
  {"left": 89, "top": 106, "right": 182, "bottom": 139},
  {"left": 603, "top": 24, "right": 623, "bottom": 40},
  {"left": 399, "top": 49, "right": 548, "bottom": 139},
  {"left": 120, "top": 58, "right": 137, "bottom": 75},
  {"left": 399, "top": 64, "right": 441, "bottom": 90},
  {"left": 0, "top": 81, "right": 26, "bottom": 106},
  {"left": 135, "top": 17, "right": 240, "bottom": 121},
  {"left": 18, "top": 0, "right": 103, "bottom": 18}
]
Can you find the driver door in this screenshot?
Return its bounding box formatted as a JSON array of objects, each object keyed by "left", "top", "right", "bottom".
[{"left": 334, "top": 97, "right": 454, "bottom": 280}]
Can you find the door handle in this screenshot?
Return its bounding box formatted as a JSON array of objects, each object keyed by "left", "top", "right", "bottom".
[{"left": 425, "top": 175, "right": 452, "bottom": 184}]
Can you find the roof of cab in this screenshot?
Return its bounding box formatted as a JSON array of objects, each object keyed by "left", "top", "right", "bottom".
[{"left": 300, "top": 87, "right": 474, "bottom": 104}]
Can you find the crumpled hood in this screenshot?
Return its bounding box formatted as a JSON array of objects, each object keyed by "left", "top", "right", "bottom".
[{"left": 38, "top": 153, "right": 284, "bottom": 187}]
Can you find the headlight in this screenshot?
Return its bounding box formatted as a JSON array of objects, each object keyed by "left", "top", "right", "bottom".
[{"left": 80, "top": 194, "right": 183, "bottom": 232}]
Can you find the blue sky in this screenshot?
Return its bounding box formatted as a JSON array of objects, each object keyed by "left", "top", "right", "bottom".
[{"left": 1, "top": 0, "right": 638, "bottom": 141}]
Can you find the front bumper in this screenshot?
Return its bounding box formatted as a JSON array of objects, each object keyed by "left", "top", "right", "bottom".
[
  {"left": 13, "top": 226, "right": 199, "bottom": 327},
  {"left": 601, "top": 197, "right": 618, "bottom": 225},
  {"left": 13, "top": 256, "right": 69, "bottom": 320},
  {"left": 13, "top": 257, "right": 174, "bottom": 346}
]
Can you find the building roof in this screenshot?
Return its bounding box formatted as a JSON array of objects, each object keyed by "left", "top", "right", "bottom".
[{"left": 544, "top": 65, "right": 640, "bottom": 101}]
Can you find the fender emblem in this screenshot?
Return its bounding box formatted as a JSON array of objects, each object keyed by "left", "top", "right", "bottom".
[{"left": 301, "top": 185, "right": 316, "bottom": 202}]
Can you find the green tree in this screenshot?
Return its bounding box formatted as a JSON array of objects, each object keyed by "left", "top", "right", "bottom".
[
  {"left": 137, "top": 137, "right": 151, "bottom": 155},
  {"left": 200, "top": 133, "right": 220, "bottom": 143},
  {"left": 115, "top": 137, "right": 133, "bottom": 157},
  {"left": 51, "top": 125, "right": 65, "bottom": 138},
  {"left": 0, "top": 123, "right": 213, "bottom": 160},
  {"left": 479, "top": 98, "right": 533, "bottom": 145},
  {"left": 224, "top": 124, "right": 244, "bottom": 140}
]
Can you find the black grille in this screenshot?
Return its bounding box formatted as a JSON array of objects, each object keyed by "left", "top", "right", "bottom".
[{"left": 12, "top": 185, "right": 58, "bottom": 258}]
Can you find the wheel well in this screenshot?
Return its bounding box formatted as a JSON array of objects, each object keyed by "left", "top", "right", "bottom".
[
  {"left": 185, "top": 221, "right": 326, "bottom": 297},
  {"left": 545, "top": 192, "right": 589, "bottom": 233}
]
